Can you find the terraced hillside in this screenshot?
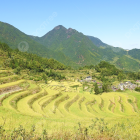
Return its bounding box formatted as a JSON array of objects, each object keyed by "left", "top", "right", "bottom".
[{"left": 0, "top": 69, "right": 140, "bottom": 135}]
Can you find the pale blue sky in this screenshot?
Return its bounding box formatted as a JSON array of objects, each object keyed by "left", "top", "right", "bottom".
[{"left": 1, "top": 0, "right": 140, "bottom": 49}]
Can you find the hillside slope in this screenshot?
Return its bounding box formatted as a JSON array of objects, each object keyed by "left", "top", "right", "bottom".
[
  {"left": 0, "top": 22, "right": 76, "bottom": 67},
  {"left": 0, "top": 21, "right": 140, "bottom": 71},
  {"left": 30, "top": 25, "right": 128, "bottom": 67},
  {"left": 30, "top": 25, "right": 102, "bottom": 66},
  {"left": 115, "top": 55, "right": 140, "bottom": 72}
]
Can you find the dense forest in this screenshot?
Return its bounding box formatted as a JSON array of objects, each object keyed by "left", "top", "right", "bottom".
[
  {"left": 0, "top": 42, "right": 67, "bottom": 80},
  {"left": 80, "top": 61, "right": 140, "bottom": 81}
]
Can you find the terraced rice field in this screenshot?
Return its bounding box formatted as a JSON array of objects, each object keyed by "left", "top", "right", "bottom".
[{"left": 0, "top": 70, "right": 140, "bottom": 134}]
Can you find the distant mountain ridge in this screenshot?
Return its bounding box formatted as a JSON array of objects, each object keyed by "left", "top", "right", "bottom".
[
  {"left": 30, "top": 25, "right": 105, "bottom": 65},
  {"left": 0, "top": 21, "right": 140, "bottom": 71},
  {"left": 29, "top": 25, "right": 129, "bottom": 68},
  {"left": 87, "top": 35, "right": 110, "bottom": 48},
  {"left": 0, "top": 22, "right": 77, "bottom": 67}
]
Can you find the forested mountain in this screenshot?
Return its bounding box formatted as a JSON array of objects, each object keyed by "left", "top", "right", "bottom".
[
  {"left": 0, "top": 21, "right": 140, "bottom": 71},
  {"left": 0, "top": 21, "right": 52, "bottom": 56},
  {"left": 128, "top": 49, "right": 140, "bottom": 60},
  {"left": 0, "top": 22, "right": 76, "bottom": 67},
  {"left": 30, "top": 25, "right": 103, "bottom": 66},
  {"left": 30, "top": 25, "right": 127, "bottom": 67}
]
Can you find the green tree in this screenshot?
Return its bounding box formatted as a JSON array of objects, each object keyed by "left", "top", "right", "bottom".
[
  {"left": 14, "top": 66, "right": 21, "bottom": 75},
  {"left": 102, "top": 83, "right": 108, "bottom": 92},
  {"left": 42, "top": 73, "right": 47, "bottom": 80},
  {"left": 94, "top": 83, "right": 99, "bottom": 95},
  {"left": 117, "top": 72, "right": 125, "bottom": 82},
  {"left": 8, "top": 51, "right": 11, "bottom": 58}
]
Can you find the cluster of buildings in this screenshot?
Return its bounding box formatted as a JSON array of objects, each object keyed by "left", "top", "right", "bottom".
[
  {"left": 111, "top": 81, "right": 138, "bottom": 91},
  {"left": 117, "top": 81, "right": 137, "bottom": 91},
  {"left": 79, "top": 76, "right": 140, "bottom": 91}
]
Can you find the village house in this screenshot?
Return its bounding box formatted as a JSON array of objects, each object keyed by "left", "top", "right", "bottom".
[{"left": 85, "top": 76, "right": 92, "bottom": 81}]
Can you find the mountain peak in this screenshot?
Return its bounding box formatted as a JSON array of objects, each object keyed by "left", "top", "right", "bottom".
[
  {"left": 66, "top": 28, "right": 77, "bottom": 34},
  {"left": 54, "top": 25, "right": 66, "bottom": 30},
  {"left": 67, "top": 28, "right": 73, "bottom": 32},
  {"left": 53, "top": 25, "right": 76, "bottom": 32}
]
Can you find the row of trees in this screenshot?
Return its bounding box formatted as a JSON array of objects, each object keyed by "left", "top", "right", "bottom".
[
  {"left": 79, "top": 65, "right": 95, "bottom": 70},
  {"left": 94, "top": 83, "right": 110, "bottom": 95},
  {"left": 45, "top": 70, "right": 66, "bottom": 80}
]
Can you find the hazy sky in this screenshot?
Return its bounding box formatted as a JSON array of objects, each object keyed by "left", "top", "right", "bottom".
[{"left": 1, "top": 0, "right": 140, "bottom": 50}]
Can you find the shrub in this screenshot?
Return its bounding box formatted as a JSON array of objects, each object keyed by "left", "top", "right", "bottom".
[
  {"left": 135, "top": 87, "right": 140, "bottom": 92},
  {"left": 14, "top": 67, "right": 21, "bottom": 75},
  {"left": 116, "top": 89, "right": 123, "bottom": 92}
]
